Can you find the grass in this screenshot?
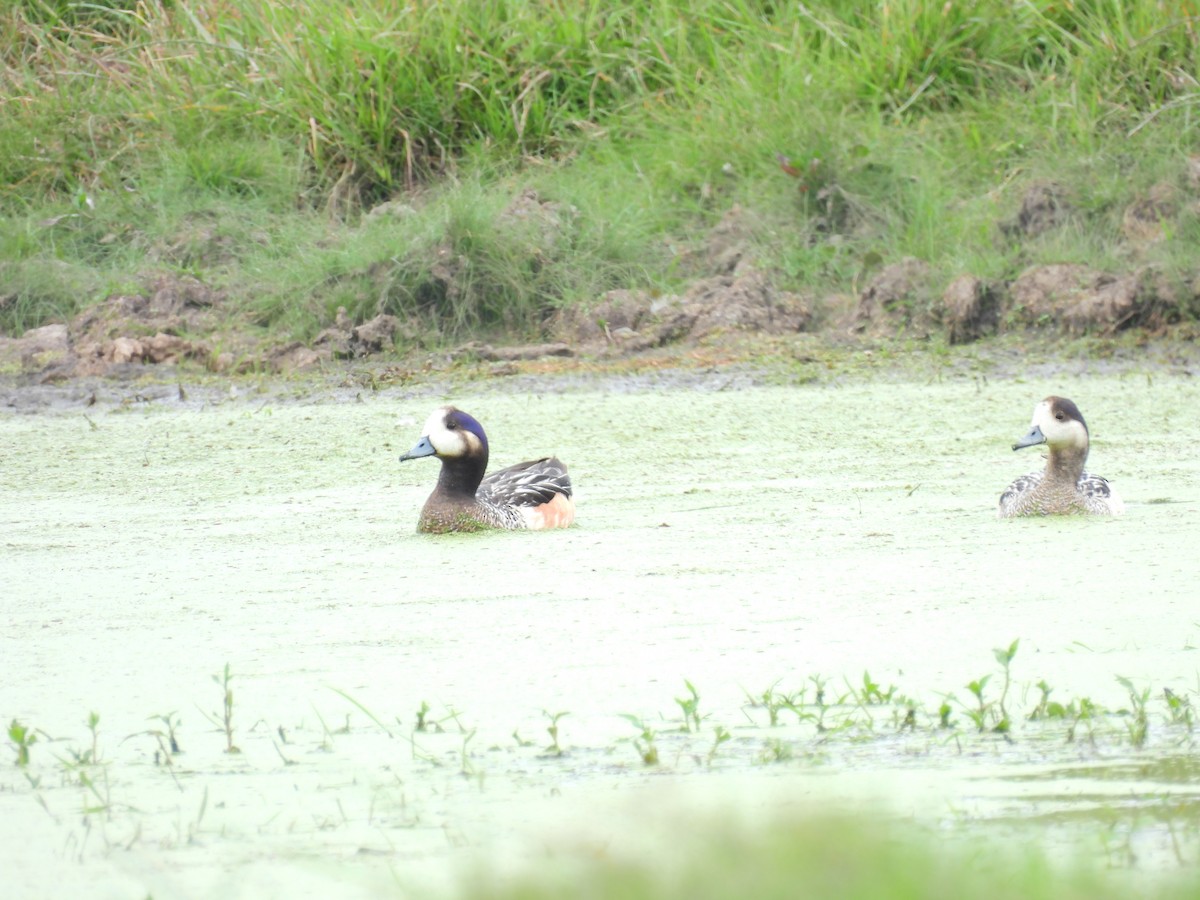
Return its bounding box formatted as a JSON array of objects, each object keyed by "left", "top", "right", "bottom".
[
  {"left": 2, "top": 1, "right": 1200, "bottom": 343},
  {"left": 466, "top": 815, "right": 1200, "bottom": 900}
]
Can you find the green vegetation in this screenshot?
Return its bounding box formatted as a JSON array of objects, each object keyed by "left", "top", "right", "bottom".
[
  {"left": 543, "top": 709, "right": 568, "bottom": 756},
  {"left": 7, "top": 719, "right": 38, "bottom": 767},
  {"left": 2, "top": 1, "right": 1199, "bottom": 341},
  {"left": 202, "top": 662, "right": 239, "bottom": 754},
  {"left": 467, "top": 816, "right": 1199, "bottom": 900},
  {"left": 7, "top": 645, "right": 1200, "bottom": 893}
]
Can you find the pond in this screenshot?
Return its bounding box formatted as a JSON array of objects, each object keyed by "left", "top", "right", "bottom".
[{"left": 2, "top": 368, "right": 1199, "bottom": 897}]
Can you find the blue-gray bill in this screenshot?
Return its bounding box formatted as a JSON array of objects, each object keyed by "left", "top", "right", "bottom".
[
  {"left": 400, "top": 436, "right": 436, "bottom": 461},
  {"left": 1012, "top": 424, "right": 1045, "bottom": 451}
]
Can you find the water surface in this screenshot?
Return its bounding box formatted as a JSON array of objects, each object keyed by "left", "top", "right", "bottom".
[{"left": 2, "top": 373, "right": 1198, "bottom": 896}]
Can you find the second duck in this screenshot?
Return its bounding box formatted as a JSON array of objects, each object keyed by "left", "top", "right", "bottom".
[{"left": 999, "top": 396, "right": 1124, "bottom": 518}]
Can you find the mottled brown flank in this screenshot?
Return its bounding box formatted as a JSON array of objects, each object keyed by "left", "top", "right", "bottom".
[
  {"left": 416, "top": 484, "right": 525, "bottom": 532},
  {"left": 416, "top": 482, "right": 571, "bottom": 532},
  {"left": 999, "top": 472, "right": 1109, "bottom": 517},
  {"left": 417, "top": 504, "right": 491, "bottom": 534}
]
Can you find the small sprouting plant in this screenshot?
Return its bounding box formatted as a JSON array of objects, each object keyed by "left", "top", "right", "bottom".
[
  {"left": 620, "top": 714, "right": 659, "bottom": 766},
  {"left": 1028, "top": 680, "right": 1056, "bottom": 721},
  {"left": 707, "top": 725, "right": 731, "bottom": 764},
  {"left": 844, "top": 671, "right": 900, "bottom": 729},
  {"left": 9, "top": 719, "right": 38, "bottom": 767},
  {"left": 759, "top": 737, "right": 793, "bottom": 764},
  {"left": 964, "top": 675, "right": 992, "bottom": 733},
  {"left": 809, "top": 674, "right": 832, "bottom": 732},
  {"left": 85, "top": 711, "right": 101, "bottom": 763},
  {"left": 135, "top": 712, "right": 183, "bottom": 766},
  {"left": 993, "top": 639, "right": 1019, "bottom": 733},
  {"left": 212, "top": 663, "right": 239, "bottom": 753},
  {"left": 1066, "top": 697, "right": 1100, "bottom": 744},
  {"left": 1164, "top": 688, "right": 1193, "bottom": 730},
  {"left": 415, "top": 701, "right": 431, "bottom": 732},
  {"left": 938, "top": 698, "right": 955, "bottom": 729},
  {"left": 543, "top": 710, "right": 568, "bottom": 756},
  {"left": 744, "top": 681, "right": 796, "bottom": 727},
  {"left": 150, "top": 711, "right": 182, "bottom": 755},
  {"left": 1116, "top": 676, "right": 1150, "bottom": 749},
  {"left": 675, "top": 680, "right": 702, "bottom": 732},
  {"left": 856, "top": 671, "right": 896, "bottom": 705}
]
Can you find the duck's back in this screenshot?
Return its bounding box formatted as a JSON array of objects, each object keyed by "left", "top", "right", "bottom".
[{"left": 479, "top": 457, "right": 575, "bottom": 529}]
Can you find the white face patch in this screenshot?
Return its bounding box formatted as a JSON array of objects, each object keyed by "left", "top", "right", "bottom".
[
  {"left": 1031, "top": 399, "right": 1088, "bottom": 450},
  {"left": 424, "top": 407, "right": 484, "bottom": 458}
]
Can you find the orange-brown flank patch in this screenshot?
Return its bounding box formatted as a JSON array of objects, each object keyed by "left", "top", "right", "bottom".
[{"left": 526, "top": 492, "right": 576, "bottom": 529}]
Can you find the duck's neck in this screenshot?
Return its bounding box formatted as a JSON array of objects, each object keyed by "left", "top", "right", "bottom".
[
  {"left": 436, "top": 454, "right": 488, "bottom": 498},
  {"left": 1045, "top": 444, "right": 1088, "bottom": 484}
]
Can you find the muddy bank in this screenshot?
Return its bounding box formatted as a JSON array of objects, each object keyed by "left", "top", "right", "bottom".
[
  {"left": 4, "top": 324, "right": 1200, "bottom": 416},
  {"left": 3, "top": 179, "right": 1198, "bottom": 387},
  {"left": 4, "top": 330, "right": 1200, "bottom": 416}
]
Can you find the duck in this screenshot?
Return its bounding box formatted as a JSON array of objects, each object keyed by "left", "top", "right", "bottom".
[
  {"left": 998, "top": 396, "right": 1124, "bottom": 518},
  {"left": 399, "top": 405, "right": 575, "bottom": 533}
]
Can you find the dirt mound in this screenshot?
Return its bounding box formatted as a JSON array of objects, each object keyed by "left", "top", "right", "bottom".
[
  {"left": 932, "top": 263, "right": 1180, "bottom": 344},
  {"left": 310, "top": 312, "right": 405, "bottom": 360},
  {"left": 854, "top": 258, "right": 1179, "bottom": 343},
  {"left": 4, "top": 324, "right": 71, "bottom": 372},
  {"left": 1001, "top": 183, "right": 1072, "bottom": 238},
  {"left": 942, "top": 275, "right": 1000, "bottom": 345},
  {"left": 853, "top": 258, "right": 935, "bottom": 335},
  {"left": 498, "top": 189, "right": 579, "bottom": 257},
  {"left": 1006, "top": 264, "right": 1167, "bottom": 334},
  {"left": 1121, "top": 182, "right": 1180, "bottom": 244},
  {"left": 552, "top": 268, "right": 812, "bottom": 352},
  {"left": 0, "top": 275, "right": 227, "bottom": 380},
  {"left": 0, "top": 273, "right": 259, "bottom": 380}
]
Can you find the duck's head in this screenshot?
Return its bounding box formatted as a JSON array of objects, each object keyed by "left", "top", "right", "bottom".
[
  {"left": 1013, "top": 396, "right": 1089, "bottom": 453},
  {"left": 400, "top": 406, "right": 489, "bottom": 463}
]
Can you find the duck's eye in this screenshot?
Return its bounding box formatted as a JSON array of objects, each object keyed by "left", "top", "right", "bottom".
[
  {"left": 446, "top": 420, "right": 458, "bottom": 430},
  {"left": 1055, "top": 413, "right": 1065, "bottom": 421}
]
